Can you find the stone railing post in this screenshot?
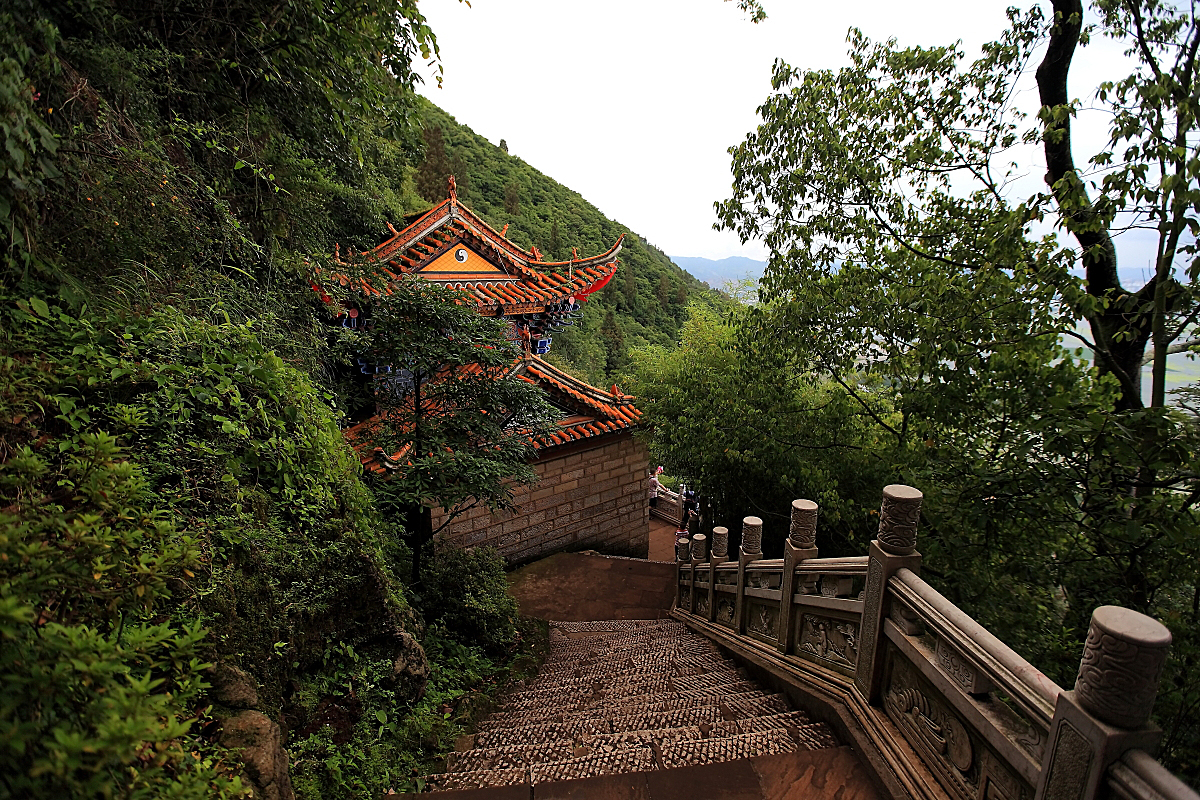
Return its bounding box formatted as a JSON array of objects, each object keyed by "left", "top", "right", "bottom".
[
  {"left": 675, "top": 534, "right": 690, "bottom": 610},
  {"left": 687, "top": 532, "right": 706, "bottom": 615},
  {"left": 854, "top": 484, "right": 923, "bottom": 704},
  {"left": 707, "top": 526, "right": 728, "bottom": 623},
  {"left": 777, "top": 499, "right": 819, "bottom": 653},
  {"left": 734, "top": 516, "right": 763, "bottom": 634},
  {"left": 1034, "top": 606, "right": 1171, "bottom": 800}
]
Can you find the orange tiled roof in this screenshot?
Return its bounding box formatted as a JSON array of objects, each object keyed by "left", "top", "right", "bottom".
[
  {"left": 350, "top": 356, "right": 641, "bottom": 474},
  {"left": 324, "top": 191, "right": 623, "bottom": 315}
]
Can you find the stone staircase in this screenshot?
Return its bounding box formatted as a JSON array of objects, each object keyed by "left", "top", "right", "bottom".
[{"left": 423, "top": 618, "right": 843, "bottom": 793}]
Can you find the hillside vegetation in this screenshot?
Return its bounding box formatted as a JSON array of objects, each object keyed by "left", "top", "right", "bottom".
[{"left": 0, "top": 2, "right": 604, "bottom": 798}]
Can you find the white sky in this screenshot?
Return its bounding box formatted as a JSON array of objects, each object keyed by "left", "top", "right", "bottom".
[{"left": 417, "top": 0, "right": 1144, "bottom": 267}]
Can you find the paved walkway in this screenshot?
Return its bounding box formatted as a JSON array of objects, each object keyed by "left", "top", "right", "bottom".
[
  {"left": 507, "top": 552, "right": 676, "bottom": 621},
  {"left": 430, "top": 748, "right": 878, "bottom": 800},
  {"left": 485, "top": 545, "right": 882, "bottom": 800},
  {"left": 647, "top": 517, "right": 679, "bottom": 562}
]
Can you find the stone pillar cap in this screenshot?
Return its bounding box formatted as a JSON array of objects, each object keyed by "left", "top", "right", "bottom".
[
  {"left": 883, "top": 484, "right": 923, "bottom": 501},
  {"left": 712, "top": 526, "right": 728, "bottom": 534},
  {"left": 792, "top": 499, "right": 818, "bottom": 511},
  {"left": 743, "top": 516, "right": 763, "bottom": 525},
  {"left": 1092, "top": 605, "right": 1172, "bottom": 646}
]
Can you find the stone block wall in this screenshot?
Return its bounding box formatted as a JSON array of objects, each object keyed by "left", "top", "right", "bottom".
[{"left": 432, "top": 432, "right": 650, "bottom": 565}]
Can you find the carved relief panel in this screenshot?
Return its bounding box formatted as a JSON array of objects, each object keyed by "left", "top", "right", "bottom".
[
  {"left": 745, "top": 600, "right": 780, "bottom": 643},
  {"left": 715, "top": 598, "right": 736, "bottom": 629},
  {"left": 936, "top": 637, "right": 996, "bottom": 695},
  {"left": 795, "top": 612, "right": 860, "bottom": 674},
  {"left": 746, "top": 570, "right": 782, "bottom": 591},
  {"left": 882, "top": 648, "right": 1032, "bottom": 800}
]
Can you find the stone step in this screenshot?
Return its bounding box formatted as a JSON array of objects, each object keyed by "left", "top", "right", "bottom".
[
  {"left": 421, "top": 618, "right": 860, "bottom": 798},
  {"left": 419, "top": 746, "right": 881, "bottom": 800},
  {"left": 517, "top": 659, "right": 742, "bottom": 697},
  {"left": 584, "top": 714, "right": 834, "bottom": 752},
  {"left": 475, "top": 716, "right": 611, "bottom": 749},
  {"left": 527, "top": 743, "right": 656, "bottom": 785},
  {"left": 534, "top": 648, "right": 733, "bottom": 681},
  {"left": 453, "top": 713, "right": 831, "bottom": 773},
  {"left": 430, "top": 720, "right": 832, "bottom": 790},
  {"left": 494, "top": 666, "right": 750, "bottom": 713},
  {"left": 606, "top": 694, "right": 790, "bottom": 735},
  {"left": 473, "top": 695, "right": 788, "bottom": 750},
  {"left": 548, "top": 619, "right": 681, "bottom": 634},
  {"left": 658, "top": 728, "right": 800, "bottom": 770},
  {"left": 424, "top": 765, "right": 530, "bottom": 793},
  {"left": 530, "top": 656, "right": 727, "bottom": 690},
  {"left": 541, "top": 638, "right": 717, "bottom": 666},
  {"left": 481, "top": 683, "right": 770, "bottom": 730},
  {"left": 547, "top": 626, "right": 700, "bottom": 648},
  {"left": 548, "top": 624, "right": 691, "bottom": 644}
]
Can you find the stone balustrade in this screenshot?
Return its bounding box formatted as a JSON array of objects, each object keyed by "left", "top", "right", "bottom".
[
  {"left": 651, "top": 485, "right": 683, "bottom": 525},
  {"left": 672, "top": 485, "right": 1196, "bottom": 800}
]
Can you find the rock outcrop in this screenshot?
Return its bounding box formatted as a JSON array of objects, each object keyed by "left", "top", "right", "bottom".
[{"left": 221, "top": 710, "right": 295, "bottom": 800}]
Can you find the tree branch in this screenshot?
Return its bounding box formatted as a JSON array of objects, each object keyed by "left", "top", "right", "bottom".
[{"left": 1141, "top": 338, "right": 1200, "bottom": 365}]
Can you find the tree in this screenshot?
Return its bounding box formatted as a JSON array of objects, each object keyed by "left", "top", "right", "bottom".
[
  {"left": 333, "top": 276, "right": 553, "bottom": 582},
  {"left": 632, "top": 296, "right": 893, "bottom": 553},
  {"left": 504, "top": 180, "right": 521, "bottom": 214},
  {"left": 549, "top": 217, "right": 562, "bottom": 260},
  {"left": 656, "top": 274, "right": 671, "bottom": 308},
  {"left": 417, "top": 126, "right": 451, "bottom": 203},
  {"left": 716, "top": 0, "right": 1200, "bottom": 774},
  {"left": 599, "top": 308, "right": 626, "bottom": 375},
  {"left": 1038, "top": 0, "right": 1200, "bottom": 409}
]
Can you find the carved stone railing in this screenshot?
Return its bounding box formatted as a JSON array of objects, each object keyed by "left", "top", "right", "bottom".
[
  {"left": 651, "top": 486, "right": 682, "bottom": 525},
  {"left": 671, "top": 486, "right": 1197, "bottom": 800}
]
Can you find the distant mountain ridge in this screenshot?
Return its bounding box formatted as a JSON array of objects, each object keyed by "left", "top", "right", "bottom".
[{"left": 671, "top": 256, "right": 766, "bottom": 288}]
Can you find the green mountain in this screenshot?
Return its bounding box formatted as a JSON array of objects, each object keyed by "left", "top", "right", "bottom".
[{"left": 414, "top": 100, "right": 706, "bottom": 386}]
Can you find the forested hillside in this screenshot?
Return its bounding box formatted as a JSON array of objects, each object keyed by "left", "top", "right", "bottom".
[
  {"left": 413, "top": 101, "right": 706, "bottom": 386},
  {"left": 0, "top": 3, "right": 563, "bottom": 798}
]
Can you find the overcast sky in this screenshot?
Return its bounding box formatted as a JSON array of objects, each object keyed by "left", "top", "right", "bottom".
[{"left": 416, "top": 0, "right": 1144, "bottom": 270}]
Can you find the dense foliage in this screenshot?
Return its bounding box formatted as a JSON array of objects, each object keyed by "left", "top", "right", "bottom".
[
  {"left": 0, "top": 0, "right": 561, "bottom": 797},
  {"left": 667, "top": 0, "right": 1200, "bottom": 780},
  {"left": 632, "top": 295, "right": 895, "bottom": 555}
]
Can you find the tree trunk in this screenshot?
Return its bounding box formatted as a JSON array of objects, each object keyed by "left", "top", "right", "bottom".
[
  {"left": 407, "top": 505, "right": 433, "bottom": 585},
  {"left": 1037, "top": 0, "right": 1152, "bottom": 410}
]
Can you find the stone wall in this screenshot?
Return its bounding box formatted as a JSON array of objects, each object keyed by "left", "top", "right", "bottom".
[{"left": 433, "top": 432, "right": 649, "bottom": 565}]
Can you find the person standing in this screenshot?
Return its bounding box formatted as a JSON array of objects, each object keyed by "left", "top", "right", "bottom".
[{"left": 648, "top": 466, "right": 663, "bottom": 508}]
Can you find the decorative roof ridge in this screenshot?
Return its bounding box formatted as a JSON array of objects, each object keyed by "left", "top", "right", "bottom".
[
  {"left": 446, "top": 206, "right": 624, "bottom": 279},
  {"left": 366, "top": 200, "right": 454, "bottom": 263},
  {"left": 522, "top": 355, "right": 637, "bottom": 409},
  {"left": 357, "top": 192, "right": 624, "bottom": 278},
  {"left": 535, "top": 234, "right": 626, "bottom": 271}
]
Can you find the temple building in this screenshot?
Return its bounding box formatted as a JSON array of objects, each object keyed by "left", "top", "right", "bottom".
[{"left": 321, "top": 179, "right": 650, "bottom": 564}]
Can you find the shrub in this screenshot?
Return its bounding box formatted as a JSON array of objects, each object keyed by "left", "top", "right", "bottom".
[{"left": 417, "top": 546, "right": 518, "bottom": 657}]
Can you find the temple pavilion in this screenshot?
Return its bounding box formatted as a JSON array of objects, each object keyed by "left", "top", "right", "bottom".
[{"left": 316, "top": 178, "right": 650, "bottom": 564}]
